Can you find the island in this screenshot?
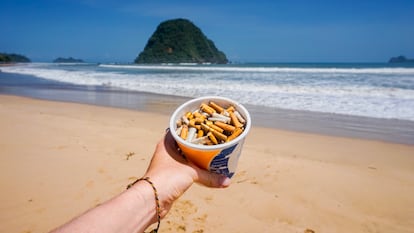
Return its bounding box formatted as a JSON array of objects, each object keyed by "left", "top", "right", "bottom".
[
  {"left": 388, "top": 55, "right": 414, "bottom": 63},
  {"left": 0, "top": 52, "right": 31, "bottom": 63},
  {"left": 53, "top": 57, "right": 84, "bottom": 63},
  {"left": 135, "top": 18, "right": 228, "bottom": 64}
]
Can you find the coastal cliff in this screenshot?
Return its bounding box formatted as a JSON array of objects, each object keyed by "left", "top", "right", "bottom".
[{"left": 135, "top": 18, "right": 228, "bottom": 64}]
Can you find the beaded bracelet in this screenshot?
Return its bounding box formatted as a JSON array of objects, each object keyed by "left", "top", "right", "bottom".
[{"left": 127, "top": 177, "right": 161, "bottom": 233}]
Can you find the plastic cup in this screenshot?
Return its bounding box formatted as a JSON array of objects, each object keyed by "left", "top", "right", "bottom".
[{"left": 169, "top": 96, "right": 251, "bottom": 178}]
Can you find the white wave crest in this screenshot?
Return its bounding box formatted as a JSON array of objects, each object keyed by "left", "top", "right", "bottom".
[
  {"left": 2, "top": 63, "right": 414, "bottom": 121},
  {"left": 99, "top": 64, "right": 414, "bottom": 75}
]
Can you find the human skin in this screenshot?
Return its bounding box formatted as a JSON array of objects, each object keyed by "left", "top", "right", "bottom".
[{"left": 50, "top": 131, "right": 230, "bottom": 233}]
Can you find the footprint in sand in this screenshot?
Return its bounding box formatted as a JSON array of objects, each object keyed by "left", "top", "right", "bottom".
[
  {"left": 35, "top": 207, "right": 46, "bottom": 214},
  {"left": 166, "top": 200, "right": 207, "bottom": 232},
  {"left": 204, "top": 195, "right": 214, "bottom": 204},
  {"left": 98, "top": 168, "right": 106, "bottom": 174},
  {"left": 193, "top": 214, "right": 207, "bottom": 224},
  {"left": 97, "top": 167, "right": 113, "bottom": 181},
  {"left": 85, "top": 180, "right": 94, "bottom": 188},
  {"left": 233, "top": 170, "right": 259, "bottom": 184}
]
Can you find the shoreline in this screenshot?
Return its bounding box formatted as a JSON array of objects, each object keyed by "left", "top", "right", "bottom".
[
  {"left": 1, "top": 71, "right": 414, "bottom": 145},
  {"left": 1, "top": 94, "right": 413, "bottom": 233}
]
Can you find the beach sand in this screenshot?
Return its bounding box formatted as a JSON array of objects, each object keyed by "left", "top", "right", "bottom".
[{"left": 1, "top": 94, "right": 413, "bottom": 233}]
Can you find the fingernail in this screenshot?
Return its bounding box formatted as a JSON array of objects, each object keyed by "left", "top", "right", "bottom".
[{"left": 220, "top": 176, "right": 231, "bottom": 187}]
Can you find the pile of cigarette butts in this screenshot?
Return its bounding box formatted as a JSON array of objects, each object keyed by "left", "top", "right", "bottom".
[{"left": 175, "top": 101, "right": 247, "bottom": 145}]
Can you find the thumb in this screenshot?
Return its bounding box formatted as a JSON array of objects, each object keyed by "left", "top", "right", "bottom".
[{"left": 194, "top": 168, "right": 231, "bottom": 188}]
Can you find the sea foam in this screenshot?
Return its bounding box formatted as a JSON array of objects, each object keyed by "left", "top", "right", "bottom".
[{"left": 2, "top": 63, "right": 414, "bottom": 121}]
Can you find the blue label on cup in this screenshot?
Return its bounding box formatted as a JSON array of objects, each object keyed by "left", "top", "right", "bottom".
[{"left": 209, "top": 143, "right": 239, "bottom": 178}]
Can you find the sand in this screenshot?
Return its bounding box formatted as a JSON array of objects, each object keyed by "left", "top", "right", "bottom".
[{"left": 0, "top": 94, "right": 413, "bottom": 233}]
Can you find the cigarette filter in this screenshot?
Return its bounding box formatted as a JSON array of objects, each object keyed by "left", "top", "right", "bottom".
[
  {"left": 180, "top": 124, "right": 188, "bottom": 140},
  {"left": 214, "top": 121, "right": 236, "bottom": 132},
  {"left": 229, "top": 111, "right": 244, "bottom": 128},
  {"left": 207, "top": 132, "right": 218, "bottom": 145},
  {"left": 201, "top": 103, "right": 216, "bottom": 115},
  {"left": 227, "top": 127, "right": 243, "bottom": 142},
  {"left": 209, "top": 101, "right": 224, "bottom": 113}
]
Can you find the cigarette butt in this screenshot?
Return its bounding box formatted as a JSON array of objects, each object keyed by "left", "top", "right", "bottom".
[
  {"left": 222, "top": 110, "right": 230, "bottom": 117},
  {"left": 189, "top": 119, "right": 200, "bottom": 129},
  {"left": 207, "top": 132, "right": 218, "bottom": 144},
  {"left": 229, "top": 111, "right": 244, "bottom": 128},
  {"left": 214, "top": 121, "right": 236, "bottom": 132},
  {"left": 193, "top": 111, "right": 206, "bottom": 120},
  {"left": 201, "top": 112, "right": 210, "bottom": 118},
  {"left": 181, "top": 116, "right": 190, "bottom": 125},
  {"left": 226, "top": 127, "right": 243, "bottom": 142},
  {"left": 194, "top": 117, "right": 205, "bottom": 124},
  {"left": 180, "top": 125, "right": 188, "bottom": 140},
  {"left": 209, "top": 124, "right": 224, "bottom": 133},
  {"left": 212, "top": 113, "right": 231, "bottom": 123},
  {"left": 176, "top": 119, "right": 182, "bottom": 127},
  {"left": 205, "top": 120, "right": 222, "bottom": 132},
  {"left": 208, "top": 117, "right": 228, "bottom": 123},
  {"left": 197, "top": 129, "right": 204, "bottom": 138},
  {"left": 191, "top": 135, "right": 209, "bottom": 144},
  {"left": 234, "top": 111, "right": 246, "bottom": 124},
  {"left": 193, "top": 111, "right": 202, "bottom": 118},
  {"left": 201, "top": 123, "right": 227, "bottom": 141},
  {"left": 209, "top": 101, "right": 224, "bottom": 113},
  {"left": 201, "top": 103, "right": 216, "bottom": 115},
  {"left": 186, "top": 127, "right": 197, "bottom": 142},
  {"left": 226, "top": 106, "right": 235, "bottom": 112},
  {"left": 212, "top": 129, "right": 227, "bottom": 141},
  {"left": 185, "top": 111, "right": 193, "bottom": 119},
  {"left": 176, "top": 125, "right": 183, "bottom": 135},
  {"left": 201, "top": 123, "right": 211, "bottom": 132}
]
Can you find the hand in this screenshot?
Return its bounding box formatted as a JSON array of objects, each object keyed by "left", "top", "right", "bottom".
[
  {"left": 49, "top": 130, "right": 230, "bottom": 233},
  {"left": 143, "top": 130, "right": 231, "bottom": 218}
]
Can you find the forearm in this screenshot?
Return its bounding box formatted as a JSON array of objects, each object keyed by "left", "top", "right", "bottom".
[
  {"left": 49, "top": 132, "right": 230, "bottom": 233},
  {"left": 50, "top": 181, "right": 157, "bottom": 233}
]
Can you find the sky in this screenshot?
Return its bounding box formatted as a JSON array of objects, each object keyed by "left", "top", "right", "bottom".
[{"left": 1, "top": 0, "right": 413, "bottom": 63}]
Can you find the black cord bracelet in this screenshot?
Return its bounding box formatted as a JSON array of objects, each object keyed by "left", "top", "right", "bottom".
[{"left": 127, "top": 177, "right": 161, "bottom": 233}]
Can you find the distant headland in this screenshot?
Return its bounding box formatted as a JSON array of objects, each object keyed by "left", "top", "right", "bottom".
[
  {"left": 0, "top": 52, "right": 31, "bottom": 63},
  {"left": 388, "top": 55, "right": 414, "bottom": 63},
  {"left": 135, "top": 18, "right": 228, "bottom": 64},
  {"left": 53, "top": 57, "right": 84, "bottom": 63}
]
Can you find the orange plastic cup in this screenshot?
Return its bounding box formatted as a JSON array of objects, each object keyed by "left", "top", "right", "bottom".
[{"left": 170, "top": 96, "right": 251, "bottom": 178}]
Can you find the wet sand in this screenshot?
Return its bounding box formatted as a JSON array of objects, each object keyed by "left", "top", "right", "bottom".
[{"left": 1, "top": 71, "right": 413, "bottom": 145}]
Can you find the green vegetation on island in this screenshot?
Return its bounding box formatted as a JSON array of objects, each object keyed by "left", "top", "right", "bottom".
[
  {"left": 135, "top": 18, "right": 228, "bottom": 64},
  {"left": 0, "top": 52, "right": 31, "bottom": 63},
  {"left": 53, "top": 57, "right": 84, "bottom": 63},
  {"left": 388, "top": 55, "right": 414, "bottom": 63}
]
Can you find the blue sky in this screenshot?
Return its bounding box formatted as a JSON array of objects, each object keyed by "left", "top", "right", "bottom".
[{"left": 1, "top": 0, "right": 413, "bottom": 63}]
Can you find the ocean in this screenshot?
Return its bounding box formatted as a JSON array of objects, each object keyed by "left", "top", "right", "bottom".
[{"left": 1, "top": 62, "right": 414, "bottom": 144}]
